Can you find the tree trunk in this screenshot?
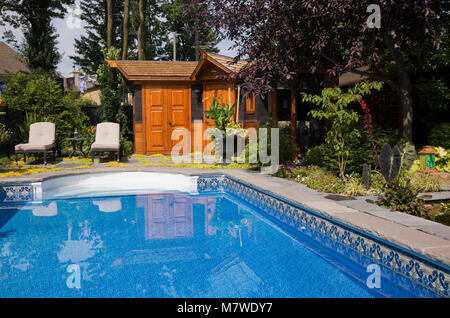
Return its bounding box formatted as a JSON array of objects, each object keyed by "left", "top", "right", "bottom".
[
  {"left": 138, "top": 0, "right": 145, "bottom": 60},
  {"left": 398, "top": 71, "right": 413, "bottom": 141},
  {"left": 107, "top": 0, "right": 113, "bottom": 48},
  {"left": 122, "top": 0, "right": 129, "bottom": 60},
  {"left": 290, "top": 81, "right": 298, "bottom": 158},
  {"left": 383, "top": 30, "right": 413, "bottom": 141}
]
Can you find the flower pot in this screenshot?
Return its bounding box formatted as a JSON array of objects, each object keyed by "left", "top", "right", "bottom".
[{"left": 222, "top": 135, "right": 245, "bottom": 163}]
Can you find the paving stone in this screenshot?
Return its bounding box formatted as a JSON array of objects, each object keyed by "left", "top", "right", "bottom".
[{"left": 420, "top": 191, "right": 450, "bottom": 201}]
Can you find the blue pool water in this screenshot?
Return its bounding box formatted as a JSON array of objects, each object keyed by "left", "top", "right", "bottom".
[{"left": 0, "top": 192, "right": 438, "bottom": 298}]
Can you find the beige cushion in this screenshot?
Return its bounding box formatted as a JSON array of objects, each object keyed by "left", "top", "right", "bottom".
[
  {"left": 15, "top": 144, "right": 26, "bottom": 151},
  {"left": 15, "top": 122, "right": 55, "bottom": 152},
  {"left": 28, "top": 122, "right": 55, "bottom": 145},
  {"left": 91, "top": 143, "right": 120, "bottom": 151},
  {"left": 95, "top": 123, "right": 120, "bottom": 144},
  {"left": 91, "top": 123, "right": 120, "bottom": 151},
  {"left": 15, "top": 143, "right": 54, "bottom": 151}
]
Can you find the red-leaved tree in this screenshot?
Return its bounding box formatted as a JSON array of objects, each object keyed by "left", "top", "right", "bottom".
[{"left": 193, "top": 0, "right": 448, "bottom": 141}]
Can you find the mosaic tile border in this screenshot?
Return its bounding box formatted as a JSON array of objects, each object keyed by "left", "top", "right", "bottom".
[
  {"left": 198, "top": 175, "right": 450, "bottom": 297},
  {"left": 0, "top": 183, "right": 42, "bottom": 203}
]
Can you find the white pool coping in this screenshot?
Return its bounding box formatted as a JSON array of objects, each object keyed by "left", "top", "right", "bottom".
[{"left": 40, "top": 172, "right": 199, "bottom": 200}]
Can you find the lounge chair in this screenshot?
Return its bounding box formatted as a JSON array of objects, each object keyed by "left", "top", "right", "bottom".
[
  {"left": 15, "top": 122, "right": 56, "bottom": 165},
  {"left": 91, "top": 122, "right": 120, "bottom": 163}
]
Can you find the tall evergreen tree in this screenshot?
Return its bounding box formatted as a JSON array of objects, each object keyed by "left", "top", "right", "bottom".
[
  {"left": 71, "top": 0, "right": 123, "bottom": 74},
  {"left": 122, "top": 0, "right": 130, "bottom": 60},
  {"left": 161, "top": 0, "right": 218, "bottom": 61},
  {"left": 107, "top": 0, "right": 113, "bottom": 48},
  {"left": 0, "top": 0, "right": 74, "bottom": 73},
  {"left": 129, "top": 0, "right": 165, "bottom": 60},
  {"left": 137, "top": 0, "right": 145, "bottom": 60},
  {"left": 72, "top": 0, "right": 218, "bottom": 72}
]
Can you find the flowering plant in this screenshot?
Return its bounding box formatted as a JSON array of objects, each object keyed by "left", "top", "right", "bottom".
[
  {"left": 359, "top": 99, "right": 374, "bottom": 135},
  {"left": 225, "top": 122, "right": 248, "bottom": 138},
  {"left": 358, "top": 98, "right": 379, "bottom": 164},
  {"left": 0, "top": 123, "right": 12, "bottom": 145}
]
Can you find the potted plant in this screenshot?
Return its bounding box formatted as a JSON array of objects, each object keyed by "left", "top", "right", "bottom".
[{"left": 204, "top": 97, "right": 247, "bottom": 163}]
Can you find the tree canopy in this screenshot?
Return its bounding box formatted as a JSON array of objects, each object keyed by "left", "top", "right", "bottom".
[
  {"left": 72, "top": 0, "right": 219, "bottom": 74},
  {"left": 197, "top": 0, "right": 448, "bottom": 140},
  {"left": 0, "top": 0, "right": 74, "bottom": 73},
  {"left": 161, "top": 0, "right": 218, "bottom": 61}
]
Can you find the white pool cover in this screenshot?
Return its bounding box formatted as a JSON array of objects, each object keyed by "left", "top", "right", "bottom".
[{"left": 41, "top": 172, "right": 199, "bottom": 200}]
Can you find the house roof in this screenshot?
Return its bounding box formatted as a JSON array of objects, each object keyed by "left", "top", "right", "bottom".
[
  {"left": 0, "top": 42, "right": 31, "bottom": 77},
  {"left": 339, "top": 66, "right": 370, "bottom": 87},
  {"left": 206, "top": 52, "right": 248, "bottom": 73},
  {"left": 112, "top": 60, "right": 199, "bottom": 80},
  {"left": 190, "top": 49, "right": 248, "bottom": 80}
]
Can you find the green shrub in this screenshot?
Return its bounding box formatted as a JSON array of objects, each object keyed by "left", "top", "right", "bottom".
[
  {"left": 0, "top": 156, "right": 13, "bottom": 165},
  {"left": 302, "top": 122, "right": 372, "bottom": 176},
  {"left": 303, "top": 81, "right": 383, "bottom": 177},
  {"left": 410, "top": 173, "right": 441, "bottom": 192},
  {"left": 429, "top": 123, "right": 450, "bottom": 148},
  {"left": 2, "top": 73, "right": 91, "bottom": 154},
  {"left": 371, "top": 128, "right": 401, "bottom": 149},
  {"left": 377, "top": 172, "right": 427, "bottom": 217},
  {"left": 121, "top": 140, "right": 134, "bottom": 157},
  {"left": 370, "top": 172, "right": 386, "bottom": 190},
  {"left": 303, "top": 124, "right": 401, "bottom": 176},
  {"left": 303, "top": 168, "right": 346, "bottom": 193},
  {"left": 245, "top": 125, "right": 296, "bottom": 166},
  {"left": 432, "top": 147, "right": 450, "bottom": 172},
  {"left": 303, "top": 144, "right": 329, "bottom": 166},
  {"left": 434, "top": 203, "right": 450, "bottom": 226},
  {"left": 279, "top": 126, "right": 298, "bottom": 164},
  {"left": 342, "top": 178, "right": 367, "bottom": 196}
]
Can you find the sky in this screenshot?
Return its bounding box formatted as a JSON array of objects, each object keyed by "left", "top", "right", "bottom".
[{"left": 1, "top": 1, "right": 237, "bottom": 78}]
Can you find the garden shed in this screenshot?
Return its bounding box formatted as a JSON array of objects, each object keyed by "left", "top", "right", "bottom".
[
  {"left": 108, "top": 49, "right": 335, "bottom": 155},
  {"left": 107, "top": 49, "right": 271, "bottom": 155}
]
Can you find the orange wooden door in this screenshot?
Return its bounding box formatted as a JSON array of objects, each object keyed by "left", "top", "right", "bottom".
[
  {"left": 145, "top": 86, "right": 168, "bottom": 153},
  {"left": 167, "top": 86, "right": 190, "bottom": 151},
  {"left": 203, "top": 83, "right": 235, "bottom": 149},
  {"left": 144, "top": 85, "right": 190, "bottom": 154},
  {"left": 203, "top": 83, "right": 236, "bottom": 127}
]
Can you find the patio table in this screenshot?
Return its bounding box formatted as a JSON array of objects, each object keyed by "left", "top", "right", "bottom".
[{"left": 65, "top": 137, "right": 88, "bottom": 158}]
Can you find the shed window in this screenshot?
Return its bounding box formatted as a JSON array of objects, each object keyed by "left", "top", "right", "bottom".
[{"left": 246, "top": 93, "right": 256, "bottom": 114}]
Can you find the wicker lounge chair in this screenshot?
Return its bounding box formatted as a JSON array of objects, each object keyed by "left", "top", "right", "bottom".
[
  {"left": 15, "top": 122, "right": 56, "bottom": 165},
  {"left": 91, "top": 122, "right": 120, "bottom": 163}
]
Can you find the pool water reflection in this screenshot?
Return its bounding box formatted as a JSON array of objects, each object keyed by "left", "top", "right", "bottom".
[{"left": 0, "top": 193, "right": 438, "bottom": 298}]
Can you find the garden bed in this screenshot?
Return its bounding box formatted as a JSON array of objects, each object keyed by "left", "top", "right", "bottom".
[{"left": 272, "top": 164, "right": 450, "bottom": 227}]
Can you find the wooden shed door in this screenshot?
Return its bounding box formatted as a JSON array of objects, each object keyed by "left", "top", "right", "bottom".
[
  {"left": 144, "top": 194, "right": 193, "bottom": 240},
  {"left": 144, "top": 85, "right": 190, "bottom": 154},
  {"left": 167, "top": 86, "right": 190, "bottom": 151},
  {"left": 203, "top": 84, "right": 235, "bottom": 148}
]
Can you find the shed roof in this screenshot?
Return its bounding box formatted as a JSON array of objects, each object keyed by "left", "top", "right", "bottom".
[
  {"left": 113, "top": 60, "right": 198, "bottom": 80},
  {"left": 0, "top": 42, "right": 31, "bottom": 77},
  {"left": 108, "top": 49, "right": 248, "bottom": 82},
  {"left": 206, "top": 52, "right": 248, "bottom": 73}
]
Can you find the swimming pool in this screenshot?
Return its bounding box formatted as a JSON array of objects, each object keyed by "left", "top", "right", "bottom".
[{"left": 0, "top": 173, "right": 448, "bottom": 298}]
